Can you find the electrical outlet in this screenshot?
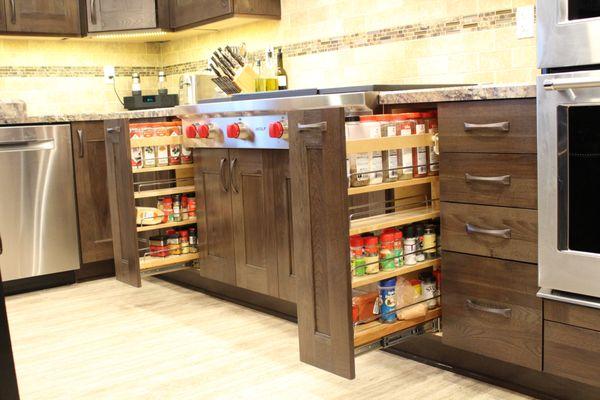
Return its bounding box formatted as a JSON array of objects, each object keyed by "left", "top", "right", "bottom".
[
  {"left": 516, "top": 5, "right": 535, "bottom": 39},
  {"left": 104, "top": 65, "right": 116, "bottom": 84}
]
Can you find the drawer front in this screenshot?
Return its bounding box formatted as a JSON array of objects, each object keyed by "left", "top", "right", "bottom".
[
  {"left": 545, "top": 300, "right": 600, "bottom": 332},
  {"left": 442, "top": 252, "right": 542, "bottom": 370},
  {"left": 440, "top": 153, "right": 537, "bottom": 209},
  {"left": 544, "top": 321, "right": 600, "bottom": 387},
  {"left": 441, "top": 202, "right": 538, "bottom": 263},
  {"left": 438, "top": 99, "right": 536, "bottom": 154}
]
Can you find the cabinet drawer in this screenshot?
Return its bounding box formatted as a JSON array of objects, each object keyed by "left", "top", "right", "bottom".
[
  {"left": 438, "top": 99, "right": 536, "bottom": 154},
  {"left": 545, "top": 300, "right": 600, "bottom": 332},
  {"left": 442, "top": 252, "right": 542, "bottom": 370},
  {"left": 544, "top": 321, "right": 600, "bottom": 387},
  {"left": 440, "top": 153, "right": 537, "bottom": 209},
  {"left": 441, "top": 202, "right": 537, "bottom": 263}
]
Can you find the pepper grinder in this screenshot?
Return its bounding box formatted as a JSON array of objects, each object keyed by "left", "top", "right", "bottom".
[{"left": 131, "top": 72, "right": 141, "bottom": 96}]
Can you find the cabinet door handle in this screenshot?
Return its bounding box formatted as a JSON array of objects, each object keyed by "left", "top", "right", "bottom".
[
  {"left": 464, "top": 122, "right": 510, "bottom": 132},
  {"left": 0, "top": 234, "right": 3, "bottom": 255},
  {"left": 297, "top": 121, "right": 327, "bottom": 132},
  {"left": 219, "top": 157, "right": 229, "bottom": 192},
  {"left": 77, "top": 129, "right": 84, "bottom": 158},
  {"left": 9, "top": 0, "right": 16, "bottom": 24},
  {"left": 466, "top": 299, "right": 512, "bottom": 318},
  {"left": 465, "top": 173, "right": 511, "bottom": 185},
  {"left": 91, "top": 0, "right": 97, "bottom": 25},
  {"left": 106, "top": 126, "right": 120, "bottom": 143},
  {"left": 230, "top": 158, "right": 239, "bottom": 194},
  {"left": 465, "top": 223, "right": 511, "bottom": 239}
]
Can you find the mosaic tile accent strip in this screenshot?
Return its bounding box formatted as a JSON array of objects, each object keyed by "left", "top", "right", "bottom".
[{"left": 0, "top": 65, "right": 162, "bottom": 78}]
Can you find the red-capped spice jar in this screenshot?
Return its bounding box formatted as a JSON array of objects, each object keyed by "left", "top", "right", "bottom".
[
  {"left": 350, "top": 235, "right": 366, "bottom": 277},
  {"left": 390, "top": 114, "right": 415, "bottom": 180},
  {"left": 179, "top": 229, "right": 190, "bottom": 254},
  {"left": 149, "top": 235, "right": 169, "bottom": 258},
  {"left": 364, "top": 236, "right": 380, "bottom": 275},
  {"left": 162, "top": 196, "right": 173, "bottom": 223},
  {"left": 421, "top": 111, "right": 439, "bottom": 176},
  {"left": 187, "top": 195, "right": 196, "bottom": 217},
  {"left": 379, "top": 232, "right": 396, "bottom": 271}
]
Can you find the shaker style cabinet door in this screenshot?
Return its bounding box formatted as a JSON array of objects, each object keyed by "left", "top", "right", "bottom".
[
  {"left": 170, "top": 0, "right": 232, "bottom": 29},
  {"left": 71, "top": 122, "right": 114, "bottom": 265},
  {"left": 193, "top": 149, "right": 236, "bottom": 285},
  {"left": 4, "top": 0, "right": 81, "bottom": 35},
  {"left": 229, "top": 149, "right": 279, "bottom": 297},
  {"left": 86, "top": 0, "right": 156, "bottom": 33}
]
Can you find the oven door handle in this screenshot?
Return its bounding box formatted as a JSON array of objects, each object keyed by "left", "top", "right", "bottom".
[
  {"left": 537, "top": 288, "right": 600, "bottom": 310},
  {"left": 544, "top": 77, "right": 600, "bottom": 91}
]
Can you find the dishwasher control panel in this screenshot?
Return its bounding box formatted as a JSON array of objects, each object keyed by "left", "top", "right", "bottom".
[{"left": 182, "top": 114, "right": 289, "bottom": 149}]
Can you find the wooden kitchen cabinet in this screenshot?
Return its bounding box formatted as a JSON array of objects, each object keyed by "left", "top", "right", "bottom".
[
  {"left": 4, "top": 0, "right": 81, "bottom": 35},
  {"left": 71, "top": 121, "right": 114, "bottom": 266},
  {"left": 0, "top": 2, "right": 6, "bottom": 31},
  {"left": 85, "top": 0, "right": 158, "bottom": 33},
  {"left": 169, "top": 0, "right": 280, "bottom": 30},
  {"left": 194, "top": 149, "right": 236, "bottom": 286}
]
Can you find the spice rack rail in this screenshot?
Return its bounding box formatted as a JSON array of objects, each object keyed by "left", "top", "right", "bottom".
[
  {"left": 134, "top": 185, "right": 196, "bottom": 199},
  {"left": 349, "top": 204, "right": 440, "bottom": 236},
  {"left": 137, "top": 217, "right": 198, "bottom": 233},
  {"left": 346, "top": 133, "right": 434, "bottom": 155},
  {"left": 132, "top": 136, "right": 183, "bottom": 148},
  {"left": 354, "top": 307, "right": 442, "bottom": 348},
  {"left": 352, "top": 258, "right": 441, "bottom": 289},
  {"left": 348, "top": 176, "right": 439, "bottom": 196},
  {"left": 139, "top": 253, "right": 200, "bottom": 271},
  {"left": 132, "top": 164, "right": 196, "bottom": 174}
]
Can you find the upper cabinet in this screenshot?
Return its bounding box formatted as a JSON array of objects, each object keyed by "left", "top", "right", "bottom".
[
  {"left": 170, "top": 0, "right": 280, "bottom": 30},
  {"left": 86, "top": 0, "right": 157, "bottom": 33},
  {"left": 3, "top": 0, "right": 81, "bottom": 35}
]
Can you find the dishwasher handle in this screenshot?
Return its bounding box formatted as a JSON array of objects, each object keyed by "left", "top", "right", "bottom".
[{"left": 0, "top": 139, "right": 55, "bottom": 153}]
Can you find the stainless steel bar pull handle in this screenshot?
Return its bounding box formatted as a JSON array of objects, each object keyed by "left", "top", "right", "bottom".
[
  {"left": 544, "top": 77, "right": 600, "bottom": 91},
  {"left": 465, "top": 223, "right": 511, "bottom": 239},
  {"left": 77, "top": 129, "right": 84, "bottom": 158},
  {"left": 465, "top": 173, "right": 511, "bottom": 185},
  {"left": 230, "top": 158, "right": 239, "bottom": 194},
  {"left": 0, "top": 234, "right": 3, "bottom": 255},
  {"left": 219, "top": 158, "right": 229, "bottom": 192},
  {"left": 466, "top": 299, "right": 511, "bottom": 318},
  {"left": 10, "top": 0, "right": 16, "bottom": 24},
  {"left": 464, "top": 122, "right": 510, "bottom": 132},
  {"left": 0, "top": 139, "right": 54, "bottom": 153},
  {"left": 91, "top": 0, "right": 97, "bottom": 25},
  {"left": 297, "top": 121, "right": 327, "bottom": 131}
]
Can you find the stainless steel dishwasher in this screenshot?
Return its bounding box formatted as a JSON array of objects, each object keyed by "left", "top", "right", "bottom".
[{"left": 0, "top": 124, "right": 80, "bottom": 281}]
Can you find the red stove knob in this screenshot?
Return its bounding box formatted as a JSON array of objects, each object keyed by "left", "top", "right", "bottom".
[
  {"left": 227, "top": 123, "right": 241, "bottom": 138},
  {"left": 198, "top": 124, "right": 211, "bottom": 138},
  {"left": 269, "top": 121, "right": 287, "bottom": 139},
  {"left": 185, "top": 124, "right": 198, "bottom": 138}
]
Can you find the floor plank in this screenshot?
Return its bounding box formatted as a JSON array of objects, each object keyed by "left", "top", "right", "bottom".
[{"left": 5, "top": 278, "right": 532, "bottom": 400}]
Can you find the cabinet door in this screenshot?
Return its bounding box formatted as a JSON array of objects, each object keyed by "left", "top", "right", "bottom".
[
  {"left": 0, "top": 2, "right": 6, "bottom": 31},
  {"left": 230, "top": 149, "right": 279, "bottom": 297},
  {"left": 4, "top": 0, "right": 81, "bottom": 35},
  {"left": 71, "top": 122, "right": 114, "bottom": 265},
  {"left": 273, "top": 150, "right": 297, "bottom": 302},
  {"left": 87, "top": 0, "right": 156, "bottom": 32},
  {"left": 194, "top": 149, "right": 236, "bottom": 285},
  {"left": 170, "top": 0, "right": 232, "bottom": 29}
]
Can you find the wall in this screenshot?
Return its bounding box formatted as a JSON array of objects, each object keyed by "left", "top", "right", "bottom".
[{"left": 0, "top": 0, "right": 537, "bottom": 116}]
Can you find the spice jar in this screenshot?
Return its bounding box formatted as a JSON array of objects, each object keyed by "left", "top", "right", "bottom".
[
  {"left": 181, "top": 194, "right": 189, "bottom": 221},
  {"left": 379, "top": 278, "right": 397, "bottom": 323},
  {"left": 350, "top": 235, "right": 367, "bottom": 277},
  {"left": 173, "top": 194, "right": 182, "bottom": 222},
  {"left": 162, "top": 196, "right": 173, "bottom": 223},
  {"left": 347, "top": 116, "right": 371, "bottom": 187},
  {"left": 187, "top": 195, "right": 196, "bottom": 218},
  {"left": 379, "top": 233, "right": 396, "bottom": 271},
  {"left": 360, "top": 116, "right": 383, "bottom": 184},
  {"left": 415, "top": 224, "right": 426, "bottom": 262},
  {"left": 167, "top": 233, "right": 181, "bottom": 256},
  {"left": 421, "top": 111, "right": 439, "bottom": 176},
  {"left": 419, "top": 272, "right": 438, "bottom": 309},
  {"left": 181, "top": 146, "right": 193, "bottom": 164},
  {"left": 392, "top": 114, "right": 415, "bottom": 180},
  {"left": 393, "top": 230, "right": 404, "bottom": 268},
  {"left": 406, "top": 113, "right": 429, "bottom": 178},
  {"left": 149, "top": 235, "right": 169, "bottom": 258},
  {"left": 409, "top": 279, "right": 423, "bottom": 301},
  {"left": 403, "top": 225, "right": 417, "bottom": 266},
  {"left": 157, "top": 144, "right": 169, "bottom": 167},
  {"left": 143, "top": 145, "right": 157, "bottom": 167},
  {"left": 424, "top": 224, "right": 437, "bottom": 259},
  {"left": 379, "top": 115, "right": 399, "bottom": 183},
  {"left": 179, "top": 229, "right": 190, "bottom": 254},
  {"left": 189, "top": 227, "right": 198, "bottom": 253},
  {"left": 364, "top": 236, "right": 380, "bottom": 275}
]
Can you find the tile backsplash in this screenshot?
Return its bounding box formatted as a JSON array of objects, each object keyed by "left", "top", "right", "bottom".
[{"left": 0, "top": 0, "right": 537, "bottom": 117}]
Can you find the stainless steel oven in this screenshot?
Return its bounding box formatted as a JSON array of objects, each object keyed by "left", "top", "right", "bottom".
[
  {"left": 538, "top": 0, "right": 600, "bottom": 69},
  {"left": 538, "top": 69, "right": 600, "bottom": 308}
]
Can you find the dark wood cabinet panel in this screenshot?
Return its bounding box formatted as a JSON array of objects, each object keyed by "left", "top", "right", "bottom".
[
  {"left": 230, "top": 149, "right": 279, "bottom": 297},
  {"left": 86, "top": 0, "right": 156, "bottom": 33},
  {"left": 0, "top": 271, "right": 19, "bottom": 400},
  {"left": 544, "top": 321, "right": 600, "bottom": 387},
  {"left": 194, "top": 149, "right": 236, "bottom": 285},
  {"left": 440, "top": 153, "right": 538, "bottom": 209},
  {"left": 273, "top": 150, "right": 296, "bottom": 303},
  {"left": 4, "top": 0, "right": 81, "bottom": 35},
  {"left": 170, "top": 0, "right": 280, "bottom": 30},
  {"left": 438, "top": 99, "right": 536, "bottom": 154},
  {"left": 441, "top": 202, "right": 538, "bottom": 263},
  {"left": 545, "top": 300, "right": 600, "bottom": 332},
  {"left": 0, "top": 1, "right": 6, "bottom": 32},
  {"left": 71, "top": 122, "right": 114, "bottom": 265},
  {"left": 442, "top": 252, "right": 542, "bottom": 371}
]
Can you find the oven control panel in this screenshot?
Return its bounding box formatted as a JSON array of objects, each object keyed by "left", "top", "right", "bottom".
[{"left": 182, "top": 114, "right": 289, "bottom": 149}]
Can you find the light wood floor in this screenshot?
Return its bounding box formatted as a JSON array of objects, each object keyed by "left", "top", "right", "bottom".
[{"left": 5, "top": 278, "right": 532, "bottom": 400}]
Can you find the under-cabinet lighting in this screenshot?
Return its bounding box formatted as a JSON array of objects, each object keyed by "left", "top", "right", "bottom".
[{"left": 88, "top": 30, "right": 169, "bottom": 40}]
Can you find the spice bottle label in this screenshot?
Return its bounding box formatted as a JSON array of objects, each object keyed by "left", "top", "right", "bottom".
[
  {"left": 371, "top": 155, "right": 383, "bottom": 184},
  {"left": 416, "top": 124, "right": 426, "bottom": 135},
  {"left": 389, "top": 150, "right": 398, "bottom": 179},
  {"left": 416, "top": 147, "right": 428, "bottom": 175},
  {"left": 355, "top": 154, "right": 370, "bottom": 182},
  {"left": 402, "top": 148, "right": 413, "bottom": 175}
]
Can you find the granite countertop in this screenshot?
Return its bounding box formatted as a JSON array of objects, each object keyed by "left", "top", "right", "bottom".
[
  {"left": 379, "top": 83, "right": 536, "bottom": 104},
  {"left": 0, "top": 107, "right": 178, "bottom": 126}
]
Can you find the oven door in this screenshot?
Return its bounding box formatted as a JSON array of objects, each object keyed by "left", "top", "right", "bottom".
[
  {"left": 538, "top": 70, "right": 600, "bottom": 307},
  {"left": 538, "top": 0, "right": 600, "bottom": 69}
]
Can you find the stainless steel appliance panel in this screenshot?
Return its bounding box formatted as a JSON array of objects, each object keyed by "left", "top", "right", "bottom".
[
  {"left": 538, "top": 70, "right": 600, "bottom": 300},
  {"left": 0, "top": 125, "right": 80, "bottom": 281},
  {"left": 538, "top": 1, "right": 600, "bottom": 69}
]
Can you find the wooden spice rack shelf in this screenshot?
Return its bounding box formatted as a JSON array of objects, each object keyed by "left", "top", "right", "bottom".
[
  {"left": 136, "top": 217, "right": 197, "bottom": 233},
  {"left": 348, "top": 176, "right": 439, "bottom": 196},
  {"left": 131, "top": 136, "right": 183, "bottom": 147},
  {"left": 134, "top": 185, "right": 196, "bottom": 199},
  {"left": 132, "top": 164, "right": 196, "bottom": 174},
  {"left": 346, "top": 134, "right": 433, "bottom": 155},
  {"left": 139, "top": 253, "right": 200, "bottom": 271},
  {"left": 354, "top": 307, "right": 442, "bottom": 347},
  {"left": 349, "top": 204, "right": 440, "bottom": 236},
  {"left": 351, "top": 258, "right": 441, "bottom": 289}
]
